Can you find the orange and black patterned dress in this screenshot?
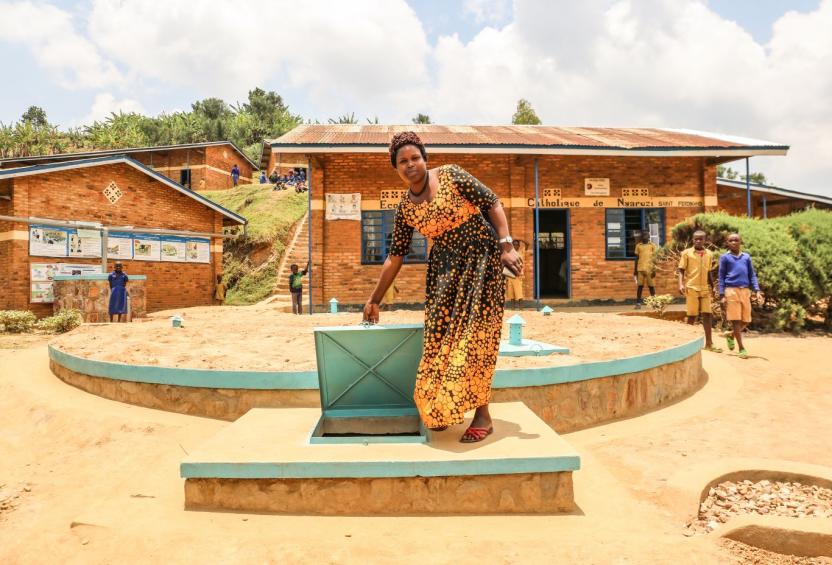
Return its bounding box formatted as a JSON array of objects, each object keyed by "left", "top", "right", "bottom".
[{"left": 389, "top": 164, "right": 505, "bottom": 428}]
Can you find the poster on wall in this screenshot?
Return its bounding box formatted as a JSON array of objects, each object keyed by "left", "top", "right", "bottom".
[
  {"left": 584, "top": 178, "right": 610, "bottom": 196},
  {"left": 649, "top": 223, "right": 661, "bottom": 246},
  {"left": 161, "top": 236, "right": 188, "bottom": 262},
  {"left": 30, "top": 262, "right": 60, "bottom": 282},
  {"left": 133, "top": 235, "right": 161, "bottom": 261},
  {"left": 30, "top": 282, "right": 55, "bottom": 303},
  {"left": 186, "top": 238, "right": 211, "bottom": 263},
  {"left": 68, "top": 228, "right": 102, "bottom": 258},
  {"left": 29, "top": 225, "right": 69, "bottom": 257},
  {"left": 325, "top": 193, "right": 361, "bottom": 220},
  {"left": 107, "top": 232, "right": 134, "bottom": 260},
  {"left": 57, "top": 263, "right": 102, "bottom": 276}
]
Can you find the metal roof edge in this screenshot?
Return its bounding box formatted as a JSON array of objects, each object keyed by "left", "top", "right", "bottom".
[
  {"left": 717, "top": 177, "right": 832, "bottom": 205},
  {"left": 0, "top": 140, "right": 260, "bottom": 171},
  {"left": 267, "top": 143, "right": 788, "bottom": 157},
  {"left": 0, "top": 155, "right": 248, "bottom": 225},
  {"left": 660, "top": 128, "right": 789, "bottom": 150}
]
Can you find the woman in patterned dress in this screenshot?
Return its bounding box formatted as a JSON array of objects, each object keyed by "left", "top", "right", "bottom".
[{"left": 363, "top": 132, "right": 523, "bottom": 443}]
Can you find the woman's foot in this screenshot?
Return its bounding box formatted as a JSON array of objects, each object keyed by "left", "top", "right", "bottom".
[
  {"left": 460, "top": 406, "right": 493, "bottom": 443},
  {"left": 460, "top": 426, "right": 493, "bottom": 443}
]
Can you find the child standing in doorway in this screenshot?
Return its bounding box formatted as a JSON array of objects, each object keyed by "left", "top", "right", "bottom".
[
  {"left": 634, "top": 231, "right": 656, "bottom": 309},
  {"left": 719, "top": 233, "right": 762, "bottom": 359}
]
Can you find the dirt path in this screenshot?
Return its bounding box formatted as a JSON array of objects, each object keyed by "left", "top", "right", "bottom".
[{"left": 1, "top": 334, "right": 830, "bottom": 563}]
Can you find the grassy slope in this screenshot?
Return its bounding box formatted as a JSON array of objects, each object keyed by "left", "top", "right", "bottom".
[{"left": 199, "top": 184, "right": 307, "bottom": 305}]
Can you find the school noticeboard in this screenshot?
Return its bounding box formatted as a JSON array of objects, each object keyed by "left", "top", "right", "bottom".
[
  {"left": 28, "top": 225, "right": 211, "bottom": 264},
  {"left": 30, "top": 262, "right": 102, "bottom": 303}
]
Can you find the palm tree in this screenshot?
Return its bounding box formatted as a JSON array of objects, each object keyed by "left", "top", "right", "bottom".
[
  {"left": 328, "top": 113, "right": 358, "bottom": 124},
  {"left": 412, "top": 113, "right": 431, "bottom": 124}
]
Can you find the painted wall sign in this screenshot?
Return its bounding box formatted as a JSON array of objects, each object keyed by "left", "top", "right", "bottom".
[
  {"left": 584, "top": 178, "right": 610, "bottom": 196},
  {"left": 524, "top": 194, "right": 704, "bottom": 208},
  {"left": 380, "top": 189, "right": 407, "bottom": 210}
]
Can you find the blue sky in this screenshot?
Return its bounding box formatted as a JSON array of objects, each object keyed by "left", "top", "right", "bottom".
[{"left": 0, "top": 0, "right": 830, "bottom": 194}]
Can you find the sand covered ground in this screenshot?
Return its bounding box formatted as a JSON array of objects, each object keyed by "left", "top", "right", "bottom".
[
  {"left": 50, "top": 304, "right": 700, "bottom": 371},
  {"left": 1, "top": 333, "right": 831, "bottom": 563}
]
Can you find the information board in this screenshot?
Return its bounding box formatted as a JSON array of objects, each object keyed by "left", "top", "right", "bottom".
[
  {"left": 29, "top": 225, "right": 70, "bottom": 257},
  {"left": 161, "top": 236, "right": 188, "bottom": 262},
  {"left": 325, "top": 193, "right": 361, "bottom": 220},
  {"left": 133, "top": 235, "right": 162, "bottom": 261},
  {"left": 186, "top": 238, "right": 211, "bottom": 263}
]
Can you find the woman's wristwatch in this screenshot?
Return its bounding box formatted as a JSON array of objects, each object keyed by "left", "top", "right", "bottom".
[{"left": 498, "top": 236, "right": 513, "bottom": 245}]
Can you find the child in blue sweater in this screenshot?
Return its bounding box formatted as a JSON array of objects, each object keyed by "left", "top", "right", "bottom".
[{"left": 718, "top": 233, "right": 763, "bottom": 358}]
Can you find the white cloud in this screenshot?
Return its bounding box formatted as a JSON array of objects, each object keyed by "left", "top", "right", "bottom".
[
  {"left": 429, "top": 0, "right": 832, "bottom": 195},
  {"left": 0, "top": 0, "right": 123, "bottom": 89},
  {"left": 86, "top": 0, "right": 431, "bottom": 121},
  {"left": 463, "top": 0, "right": 511, "bottom": 24},
  {"left": 78, "top": 92, "right": 145, "bottom": 125}
]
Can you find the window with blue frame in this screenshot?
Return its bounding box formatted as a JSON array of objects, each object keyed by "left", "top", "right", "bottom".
[
  {"left": 361, "top": 210, "right": 428, "bottom": 264},
  {"left": 605, "top": 208, "right": 665, "bottom": 259}
]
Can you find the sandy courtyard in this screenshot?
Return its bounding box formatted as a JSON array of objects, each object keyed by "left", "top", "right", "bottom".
[
  {"left": 1, "top": 327, "right": 830, "bottom": 563},
  {"left": 51, "top": 305, "right": 701, "bottom": 371}
]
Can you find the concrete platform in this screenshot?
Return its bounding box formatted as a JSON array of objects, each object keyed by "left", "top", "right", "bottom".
[{"left": 181, "top": 402, "right": 581, "bottom": 515}]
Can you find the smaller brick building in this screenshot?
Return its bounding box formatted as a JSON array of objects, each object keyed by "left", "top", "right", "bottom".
[
  {"left": 717, "top": 177, "right": 832, "bottom": 218},
  {"left": 0, "top": 155, "right": 246, "bottom": 316},
  {"left": 0, "top": 141, "right": 257, "bottom": 191}
]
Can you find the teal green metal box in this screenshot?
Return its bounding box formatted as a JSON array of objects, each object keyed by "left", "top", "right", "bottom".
[{"left": 310, "top": 324, "right": 426, "bottom": 444}]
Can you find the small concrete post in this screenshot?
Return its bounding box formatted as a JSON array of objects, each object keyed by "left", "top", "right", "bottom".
[
  {"left": 540, "top": 306, "right": 554, "bottom": 316},
  {"left": 329, "top": 298, "right": 338, "bottom": 314},
  {"left": 507, "top": 314, "right": 526, "bottom": 346}
]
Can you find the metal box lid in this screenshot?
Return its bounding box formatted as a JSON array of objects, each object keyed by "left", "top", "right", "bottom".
[{"left": 312, "top": 324, "right": 424, "bottom": 416}]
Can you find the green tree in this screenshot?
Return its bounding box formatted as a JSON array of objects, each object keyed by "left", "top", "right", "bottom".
[
  {"left": 743, "top": 172, "right": 768, "bottom": 185},
  {"left": 21, "top": 106, "right": 49, "bottom": 127},
  {"left": 412, "top": 113, "right": 431, "bottom": 124},
  {"left": 233, "top": 88, "right": 301, "bottom": 146},
  {"left": 512, "top": 99, "right": 542, "bottom": 125},
  {"left": 192, "top": 97, "right": 232, "bottom": 140}
]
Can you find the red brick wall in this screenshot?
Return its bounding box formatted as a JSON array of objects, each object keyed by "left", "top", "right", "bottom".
[
  {"left": 307, "top": 153, "right": 709, "bottom": 306},
  {"left": 204, "top": 145, "right": 254, "bottom": 190},
  {"left": 0, "top": 191, "right": 12, "bottom": 309},
  {"left": 3, "top": 163, "right": 224, "bottom": 316}
]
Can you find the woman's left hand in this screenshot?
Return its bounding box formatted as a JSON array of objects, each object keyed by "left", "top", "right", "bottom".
[{"left": 501, "top": 248, "right": 523, "bottom": 276}]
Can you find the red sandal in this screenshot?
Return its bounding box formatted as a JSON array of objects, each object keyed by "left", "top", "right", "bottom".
[{"left": 459, "top": 426, "right": 493, "bottom": 443}]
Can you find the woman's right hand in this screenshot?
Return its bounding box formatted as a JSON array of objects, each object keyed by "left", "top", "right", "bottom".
[{"left": 363, "top": 301, "right": 380, "bottom": 324}]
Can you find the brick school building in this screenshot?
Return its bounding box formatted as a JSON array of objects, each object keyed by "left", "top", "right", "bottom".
[
  {"left": 264, "top": 125, "right": 788, "bottom": 307},
  {"left": 0, "top": 141, "right": 257, "bottom": 190},
  {"left": 0, "top": 156, "right": 246, "bottom": 316}
]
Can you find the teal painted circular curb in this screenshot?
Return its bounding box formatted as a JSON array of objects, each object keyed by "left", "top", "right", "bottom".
[{"left": 48, "top": 336, "right": 703, "bottom": 391}]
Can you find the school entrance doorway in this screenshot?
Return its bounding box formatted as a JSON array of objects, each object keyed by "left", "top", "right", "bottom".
[{"left": 534, "top": 209, "right": 570, "bottom": 298}]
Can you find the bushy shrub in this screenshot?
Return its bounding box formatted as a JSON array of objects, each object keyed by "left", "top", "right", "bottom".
[
  {"left": 643, "top": 294, "right": 674, "bottom": 317},
  {"left": 36, "top": 309, "right": 83, "bottom": 333},
  {"left": 0, "top": 310, "right": 37, "bottom": 333},
  {"left": 659, "top": 210, "right": 832, "bottom": 332}
]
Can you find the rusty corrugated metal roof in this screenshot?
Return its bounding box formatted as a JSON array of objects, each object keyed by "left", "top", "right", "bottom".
[{"left": 267, "top": 125, "right": 788, "bottom": 154}]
